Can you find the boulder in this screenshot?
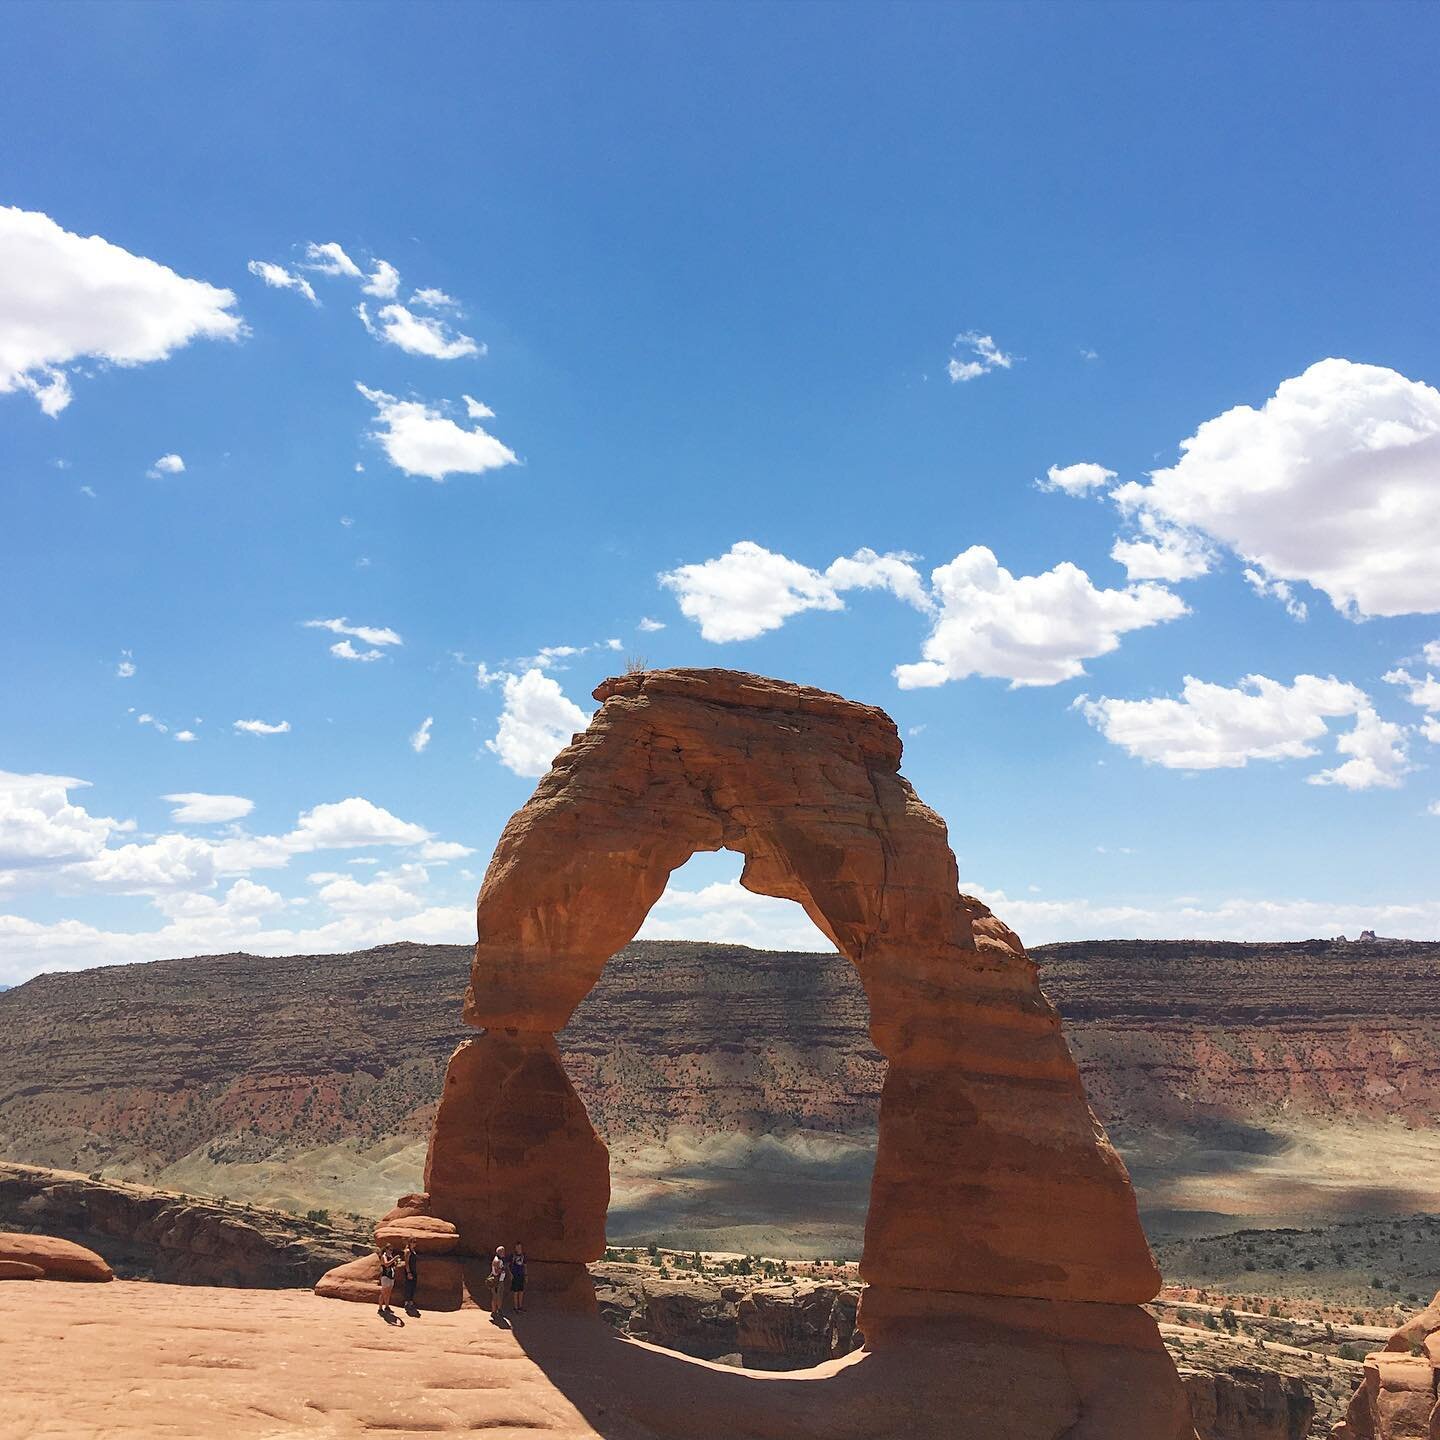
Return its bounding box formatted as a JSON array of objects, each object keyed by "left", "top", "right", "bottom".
[
  {"left": 0, "top": 1231, "right": 112, "bottom": 1281},
  {"left": 0, "top": 1259, "right": 43, "bottom": 1280},
  {"left": 373, "top": 1214, "right": 459, "bottom": 1255},
  {"left": 1331, "top": 1351, "right": 1436, "bottom": 1439}
]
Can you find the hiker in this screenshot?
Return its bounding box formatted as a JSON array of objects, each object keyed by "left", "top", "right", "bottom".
[
  {"left": 509, "top": 1245, "right": 526, "bottom": 1311},
  {"left": 488, "top": 1246, "right": 509, "bottom": 1319},
  {"left": 401, "top": 1241, "right": 419, "bottom": 1312},
  {"left": 377, "top": 1243, "right": 399, "bottom": 1317}
]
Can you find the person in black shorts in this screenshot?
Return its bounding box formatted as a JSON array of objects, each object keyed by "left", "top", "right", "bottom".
[
  {"left": 377, "top": 1244, "right": 398, "bottom": 1317},
  {"left": 509, "top": 1244, "right": 526, "bottom": 1311},
  {"left": 401, "top": 1242, "right": 419, "bottom": 1313}
]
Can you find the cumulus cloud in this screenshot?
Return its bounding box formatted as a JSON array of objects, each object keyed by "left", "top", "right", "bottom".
[
  {"left": 1385, "top": 667, "right": 1440, "bottom": 713},
  {"left": 462, "top": 394, "right": 494, "bottom": 418},
  {"left": 413, "top": 288, "right": 459, "bottom": 310},
  {"left": 0, "top": 771, "right": 120, "bottom": 871},
  {"left": 330, "top": 640, "right": 384, "bottom": 662},
  {"left": 1112, "top": 359, "right": 1440, "bottom": 618},
  {"left": 116, "top": 650, "right": 135, "bottom": 679},
  {"left": 664, "top": 540, "right": 1183, "bottom": 687},
  {"left": 486, "top": 669, "right": 590, "bottom": 777},
  {"left": 894, "top": 547, "right": 1186, "bottom": 688},
  {"left": 1307, "top": 706, "right": 1410, "bottom": 791},
  {"left": 638, "top": 617, "right": 666, "bottom": 632},
  {"left": 163, "top": 792, "right": 254, "bottom": 824},
  {"left": 1076, "top": 672, "right": 1409, "bottom": 789},
  {"left": 638, "top": 878, "right": 837, "bottom": 952},
  {"left": 410, "top": 716, "right": 433, "bottom": 753},
  {"left": 146, "top": 453, "right": 185, "bottom": 478},
  {"left": 303, "top": 616, "right": 402, "bottom": 647},
  {"left": 416, "top": 838, "right": 473, "bottom": 862},
  {"left": 360, "top": 259, "right": 401, "bottom": 299},
  {"left": 1109, "top": 511, "right": 1213, "bottom": 583},
  {"left": 233, "top": 718, "right": 290, "bottom": 735},
  {"left": 356, "top": 383, "right": 517, "bottom": 481},
  {"left": 0, "top": 205, "right": 242, "bottom": 415},
  {"left": 1040, "top": 462, "right": 1116, "bottom": 496},
  {"left": 283, "top": 797, "right": 430, "bottom": 852},
  {"left": 246, "top": 260, "right": 317, "bottom": 304},
  {"left": 173, "top": 729, "right": 197, "bottom": 743},
  {"left": 947, "top": 330, "right": 1015, "bottom": 383},
  {"left": 659, "top": 542, "right": 928, "bottom": 643},
  {"left": 302, "top": 241, "right": 362, "bottom": 278},
  {"left": 357, "top": 302, "right": 480, "bottom": 360}
]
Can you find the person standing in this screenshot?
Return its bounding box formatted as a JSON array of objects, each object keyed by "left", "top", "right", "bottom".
[
  {"left": 377, "top": 1244, "right": 399, "bottom": 1318},
  {"left": 401, "top": 1241, "right": 419, "bottom": 1313},
  {"left": 489, "top": 1246, "right": 509, "bottom": 1321},
  {"left": 509, "top": 1245, "right": 527, "bottom": 1312}
]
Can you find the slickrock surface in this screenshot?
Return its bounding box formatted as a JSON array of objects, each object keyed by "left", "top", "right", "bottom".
[
  {"left": 7, "top": 1280, "right": 1212, "bottom": 1440},
  {"left": 0, "top": 1162, "right": 369, "bottom": 1286}
]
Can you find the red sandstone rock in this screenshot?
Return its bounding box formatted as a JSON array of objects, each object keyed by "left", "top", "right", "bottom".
[
  {"left": 0, "top": 1231, "right": 113, "bottom": 1281},
  {"left": 1386, "top": 1290, "right": 1440, "bottom": 1352},
  {"left": 379, "top": 1193, "right": 432, "bottom": 1225},
  {"left": 1331, "top": 1351, "right": 1437, "bottom": 1439},
  {"left": 424, "top": 1032, "right": 609, "bottom": 1274},
  {"left": 0, "top": 1258, "right": 43, "bottom": 1279},
  {"left": 373, "top": 1214, "right": 459, "bottom": 1255},
  {"left": 452, "top": 668, "right": 1158, "bottom": 1310}
]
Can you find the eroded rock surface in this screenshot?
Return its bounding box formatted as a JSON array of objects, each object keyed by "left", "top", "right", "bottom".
[
  {"left": 0, "top": 1228, "right": 112, "bottom": 1281},
  {"left": 1332, "top": 1288, "right": 1440, "bottom": 1437}
]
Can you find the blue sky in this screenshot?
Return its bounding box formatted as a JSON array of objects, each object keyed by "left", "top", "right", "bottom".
[{"left": 3, "top": 1, "right": 1439, "bottom": 983}]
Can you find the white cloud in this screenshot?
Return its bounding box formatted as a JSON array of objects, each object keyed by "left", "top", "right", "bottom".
[
  {"left": 302, "top": 241, "right": 362, "bottom": 278},
  {"left": 360, "top": 259, "right": 400, "bottom": 299},
  {"left": 137, "top": 712, "right": 169, "bottom": 734},
  {"left": 303, "top": 616, "right": 402, "bottom": 647},
  {"left": 312, "top": 863, "right": 427, "bottom": 916},
  {"left": 330, "top": 640, "right": 384, "bottom": 662},
  {"left": 357, "top": 302, "right": 480, "bottom": 360},
  {"left": 1112, "top": 359, "right": 1440, "bottom": 619},
  {"left": 0, "top": 205, "right": 242, "bottom": 415},
  {"left": 1076, "top": 672, "right": 1408, "bottom": 790},
  {"left": 413, "top": 288, "right": 459, "bottom": 310},
  {"left": 284, "top": 796, "right": 430, "bottom": 851},
  {"left": 462, "top": 394, "right": 494, "bottom": 418},
  {"left": 173, "top": 729, "right": 197, "bottom": 743},
  {"left": 163, "top": 792, "right": 254, "bottom": 824},
  {"left": 416, "top": 839, "right": 474, "bottom": 862},
  {"left": 957, "top": 879, "right": 1440, "bottom": 946},
  {"left": 246, "top": 260, "right": 317, "bottom": 304},
  {"left": 410, "top": 716, "right": 434, "bottom": 753},
  {"left": 68, "top": 833, "right": 218, "bottom": 894},
  {"left": 659, "top": 541, "right": 846, "bottom": 642},
  {"left": 0, "top": 771, "right": 119, "bottom": 870},
  {"left": 116, "top": 650, "right": 135, "bottom": 679},
  {"left": 486, "top": 668, "right": 590, "bottom": 777},
  {"left": 947, "top": 330, "right": 1015, "bottom": 383},
  {"left": 1079, "top": 347, "right": 1099, "bottom": 362},
  {"left": 475, "top": 661, "right": 503, "bottom": 688},
  {"left": 146, "top": 453, "right": 185, "bottom": 478},
  {"left": 356, "top": 383, "right": 518, "bottom": 481},
  {"left": 824, "top": 548, "right": 932, "bottom": 612},
  {"left": 1242, "top": 567, "right": 1309, "bottom": 621},
  {"left": 638, "top": 878, "right": 836, "bottom": 952},
  {"left": 1424, "top": 640, "right": 1440, "bottom": 667},
  {"left": 1040, "top": 462, "right": 1116, "bottom": 496},
  {"left": 638, "top": 616, "right": 666, "bottom": 632},
  {"left": 233, "top": 718, "right": 290, "bottom": 735},
  {"left": 1422, "top": 717, "right": 1440, "bottom": 746},
  {"left": 80, "top": 485, "right": 96, "bottom": 499},
  {"left": 1307, "top": 706, "right": 1410, "bottom": 791},
  {"left": 1385, "top": 667, "right": 1440, "bottom": 712},
  {"left": 895, "top": 547, "right": 1186, "bottom": 688},
  {"left": 1109, "top": 511, "right": 1213, "bottom": 583}
]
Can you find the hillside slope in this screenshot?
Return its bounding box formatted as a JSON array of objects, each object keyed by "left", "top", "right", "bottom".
[{"left": 2, "top": 936, "right": 1437, "bottom": 1250}]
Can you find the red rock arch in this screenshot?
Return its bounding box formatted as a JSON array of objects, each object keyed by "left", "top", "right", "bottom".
[{"left": 424, "top": 668, "right": 1160, "bottom": 1337}]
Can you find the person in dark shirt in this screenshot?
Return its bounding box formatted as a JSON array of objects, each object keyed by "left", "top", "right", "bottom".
[
  {"left": 401, "top": 1242, "right": 419, "bottom": 1313},
  {"left": 509, "top": 1245, "right": 527, "bottom": 1311}
]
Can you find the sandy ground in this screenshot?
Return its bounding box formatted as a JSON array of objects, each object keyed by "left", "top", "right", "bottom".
[{"left": 8, "top": 1280, "right": 1189, "bottom": 1440}]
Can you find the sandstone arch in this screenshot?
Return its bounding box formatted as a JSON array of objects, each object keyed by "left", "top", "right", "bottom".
[{"left": 423, "top": 668, "right": 1163, "bottom": 1341}]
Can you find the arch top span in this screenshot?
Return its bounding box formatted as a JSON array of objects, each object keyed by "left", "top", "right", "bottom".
[
  {"left": 438, "top": 667, "right": 1161, "bottom": 1326},
  {"left": 465, "top": 668, "right": 1030, "bottom": 1055}
]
